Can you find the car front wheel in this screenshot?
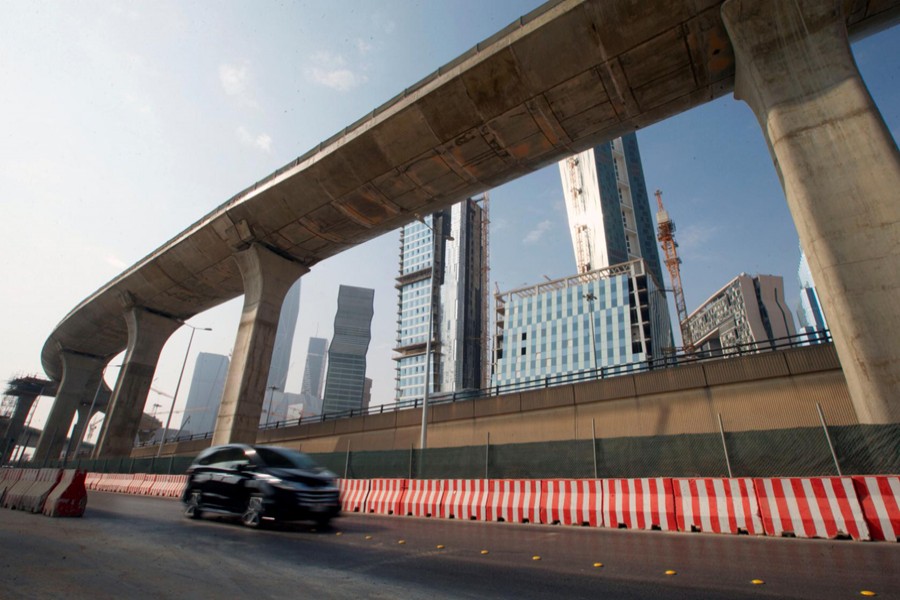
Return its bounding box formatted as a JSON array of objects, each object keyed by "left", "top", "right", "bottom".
[
  {"left": 241, "top": 495, "right": 265, "bottom": 528},
  {"left": 184, "top": 490, "right": 203, "bottom": 520}
]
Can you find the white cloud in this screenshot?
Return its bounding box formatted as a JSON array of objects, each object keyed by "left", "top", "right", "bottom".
[
  {"left": 219, "top": 61, "right": 257, "bottom": 107},
  {"left": 105, "top": 255, "right": 127, "bottom": 269},
  {"left": 356, "top": 38, "right": 373, "bottom": 55},
  {"left": 523, "top": 220, "right": 553, "bottom": 245},
  {"left": 306, "top": 51, "right": 367, "bottom": 92},
  {"left": 236, "top": 126, "right": 273, "bottom": 153},
  {"left": 678, "top": 223, "right": 720, "bottom": 251}
]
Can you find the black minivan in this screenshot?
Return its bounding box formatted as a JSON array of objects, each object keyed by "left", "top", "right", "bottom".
[{"left": 182, "top": 444, "right": 340, "bottom": 528}]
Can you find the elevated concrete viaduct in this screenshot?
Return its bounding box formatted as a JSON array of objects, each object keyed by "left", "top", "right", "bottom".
[{"left": 34, "top": 0, "right": 899, "bottom": 459}]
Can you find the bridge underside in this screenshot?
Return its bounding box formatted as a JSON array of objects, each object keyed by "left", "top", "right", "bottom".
[{"left": 34, "top": 0, "right": 900, "bottom": 459}]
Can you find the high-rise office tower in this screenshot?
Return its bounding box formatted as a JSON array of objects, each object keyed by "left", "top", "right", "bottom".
[
  {"left": 393, "top": 195, "right": 488, "bottom": 404},
  {"left": 492, "top": 259, "right": 672, "bottom": 390},
  {"left": 559, "top": 134, "right": 666, "bottom": 288},
  {"left": 180, "top": 352, "right": 230, "bottom": 436},
  {"left": 684, "top": 273, "right": 797, "bottom": 356},
  {"left": 322, "top": 285, "right": 375, "bottom": 414},
  {"left": 260, "top": 278, "right": 301, "bottom": 425},
  {"left": 299, "top": 336, "right": 328, "bottom": 415},
  {"left": 797, "top": 249, "right": 829, "bottom": 342},
  {"left": 559, "top": 134, "right": 672, "bottom": 357}
]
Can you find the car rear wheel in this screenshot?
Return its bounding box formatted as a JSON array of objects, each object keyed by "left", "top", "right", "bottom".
[
  {"left": 241, "top": 495, "right": 265, "bottom": 528},
  {"left": 184, "top": 490, "right": 203, "bottom": 520}
]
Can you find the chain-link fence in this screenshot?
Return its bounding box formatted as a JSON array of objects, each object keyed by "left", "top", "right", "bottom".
[{"left": 10, "top": 421, "right": 898, "bottom": 480}]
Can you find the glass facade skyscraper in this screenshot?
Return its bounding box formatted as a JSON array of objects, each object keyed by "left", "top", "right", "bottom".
[
  {"left": 180, "top": 352, "right": 229, "bottom": 436},
  {"left": 299, "top": 336, "right": 328, "bottom": 415},
  {"left": 797, "top": 249, "right": 829, "bottom": 342},
  {"left": 559, "top": 133, "right": 666, "bottom": 289},
  {"left": 322, "top": 285, "right": 374, "bottom": 414},
  {"left": 394, "top": 195, "right": 487, "bottom": 404},
  {"left": 492, "top": 259, "right": 671, "bottom": 390}
]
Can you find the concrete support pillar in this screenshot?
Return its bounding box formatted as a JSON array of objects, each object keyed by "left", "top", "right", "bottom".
[
  {"left": 65, "top": 403, "right": 92, "bottom": 461},
  {"left": 1, "top": 394, "right": 38, "bottom": 464},
  {"left": 34, "top": 352, "right": 105, "bottom": 462},
  {"left": 94, "top": 308, "right": 181, "bottom": 458},
  {"left": 722, "top": 0, "right": 900, "bottom": 423},
  {"left": 213, "top": 244, "right": 308, "bottom": 445}
]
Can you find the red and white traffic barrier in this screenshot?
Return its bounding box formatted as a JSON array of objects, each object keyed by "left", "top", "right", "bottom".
[
  {"left": 43, "top": 470, "right": 87, "bottom": 518},
  {"left": 338, "top": 479, "right": 370, "bottom": 513},
  {"left": 754, "top": 477, "right": 870, "bottom": 540},
  {"left": 366, "top": 479, "right": 407, "bottom": 515},
  {"left": 852, "top": 476, "right": 900, "bottom": 542},
  {"left": 541, "top": 479, "right": 603, "bottom": 526},
  {"left": 400, "top": 479, "right": 446, "bottom": 518},
  {"left": 673, "top": 478, "right": 763, "bottom": 535},
  {"left": 602, "top": 478, "right": 677, "bottom": 531},
  {"left": 486, "top": 480, "right": 541, "bottom": 524},
  {"left": 442, "top": 480, "right": 491, "bottom": 521}
]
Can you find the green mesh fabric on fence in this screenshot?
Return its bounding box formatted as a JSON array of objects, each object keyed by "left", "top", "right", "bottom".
[{"left": 12, "top": 424, "right": 898, "bottom": 479}]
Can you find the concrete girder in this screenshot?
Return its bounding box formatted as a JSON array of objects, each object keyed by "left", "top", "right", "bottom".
[
  {"left": 723, "top": 0, "right": 900, "bottom": 423},
  {"left": 33, "top": 351, "right": 106, "bottom": 463},
  {"left": 211, "top": 244, "right": 309, "bottom": 446},
  {"left": 94, "top": 308, "right": 182, "bottom": 458}
]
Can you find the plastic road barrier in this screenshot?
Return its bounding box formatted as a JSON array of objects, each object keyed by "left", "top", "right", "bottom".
[
  {"left": 338, "top": 479, "right": 370, "bottom": 513},
  {"left": 3, "top": 468, "right": 40, "bottom": 509},
  {"left": 541, "top": 479, "right": 603, "bottom": 526},
  {"left": 442, "top": 480, "right": 491, "bottom": 521},
  {"left": 366, "top": 479, "right": 407, "bottom": 515},
  {"left": 673, "top": 478, "right": 763, "bottom": 535},
  {"left": 852, "top": 476, "right": 900, "bottom": 542},
  {"left": 16, "top": 468, "right": 63, "bottom": 513},
  {"left": 43, "top": 469, "right": 87, "bottom": 517},
  {"left": 754, "top": 477, "right": 870, "bottom": 540},
  {"left": 400, "top": 479, "right": 446, "bottom": 518},
  {"left": 602, "top": 478, "right": 678, "bottom": 531},
  {"left": 486, "top": 480, "right": 541, "bottom": 524}
]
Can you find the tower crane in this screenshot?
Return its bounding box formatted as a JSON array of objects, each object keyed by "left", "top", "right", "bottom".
[{"left": 655, "top": 189, "right": 694, "bottom": 354}]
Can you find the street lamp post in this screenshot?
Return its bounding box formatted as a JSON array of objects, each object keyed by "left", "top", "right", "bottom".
[
  {"left": 417, "top": 214, "right": 453, "bottom": 455},
  {"left": 76, "top": 364, "right": 121, "bottom": 459},
  {"left": 265, "top": 385, "right": 279, "bottom": 428},
  {"left": 584, "top": 292, "right": 599, "bottom": 376},
  {"left": 157, "top": 323, "right": 211, "bottom": 458}
]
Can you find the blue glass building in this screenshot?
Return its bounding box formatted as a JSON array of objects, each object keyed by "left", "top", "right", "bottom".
[
  {"left": 322, "top": 285, "right": 375, "bottom": 414},
  {"left": 492, "top": 259, "right": 671, "bottom": 390}
]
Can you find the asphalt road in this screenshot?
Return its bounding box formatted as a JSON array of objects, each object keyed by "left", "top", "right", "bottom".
[{"left": 0, "top": 492, "right": 897, "bottom": 599}]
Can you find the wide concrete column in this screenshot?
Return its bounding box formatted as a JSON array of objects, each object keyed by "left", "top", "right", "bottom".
[
  {"left": 33, "top": 352, "right": 105, "bottom": 462},
  {"left": 1, "top": 393, "right": 39, "bottom": 463},
  {"left": 94, "top": 307, "right": 181, "bottom": 458},
  {"left": 722, "top": 0, "right": 900, "bottom": 424},
  {"left": 213, "top": 244, "right": 308, "bottom": 445}
]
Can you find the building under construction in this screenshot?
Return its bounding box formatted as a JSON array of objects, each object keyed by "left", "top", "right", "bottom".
[
  {"left": 393, "top": 194, "right": 490, "bottom": 403},
  {"left": 492, "top": 258, "right": 672, "bottom": 391}
]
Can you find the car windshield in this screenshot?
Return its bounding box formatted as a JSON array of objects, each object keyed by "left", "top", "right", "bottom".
[{"left": 254, "top": 447, "right": 319, "bottom": 470}]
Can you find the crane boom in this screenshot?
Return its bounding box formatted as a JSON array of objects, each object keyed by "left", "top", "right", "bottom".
[{"left": 655, "top": 189, "right": 694, "bottom": 354}]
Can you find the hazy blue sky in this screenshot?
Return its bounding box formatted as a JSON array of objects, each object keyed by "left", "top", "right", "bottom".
[{"left": 1, "top": 1, "right": 897, "bottom": 434}]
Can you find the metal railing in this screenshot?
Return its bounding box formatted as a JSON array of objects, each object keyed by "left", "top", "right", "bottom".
[{"left": 133, "top": 329, "right": 832, "bottom": 448}]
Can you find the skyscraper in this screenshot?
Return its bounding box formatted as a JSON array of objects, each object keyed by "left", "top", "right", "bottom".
[
  {"left": 492, "top": 259, "right": 671, "bottom": 390},
  {"left": 180, "top": 352, "right": 230, "bottom": 436},
  {"left": 559, "top": 133, "right": 672, "bottom": 358},
  {"left": 797, "top": 249, "right": 829, "bottom": 342},
  {"left": 261, "top": 278, "right": 301, "bottom": 425},
  {"left": 559, "top": 133, "right": 666, "bottom": 288},
  {"left": 684, "top": 273, "right": 797, "bottom": 356},
  {"left": 299, "top": 336, "right": 328, "bottom": 415},
  {"left": 393, "top": 195, "right": 487, "bottom": 404},
  {"left": 322, "top": 285, "right": 375, "bottom": 414}
]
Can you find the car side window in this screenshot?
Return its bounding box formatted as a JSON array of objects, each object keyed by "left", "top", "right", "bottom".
[{"left": 213, "top": 447, "right": 250, "bottom": 470}]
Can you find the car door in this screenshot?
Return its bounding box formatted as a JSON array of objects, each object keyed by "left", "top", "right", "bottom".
[{"left": 212, "top": 446, "right": 254, "bottom": 513}]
